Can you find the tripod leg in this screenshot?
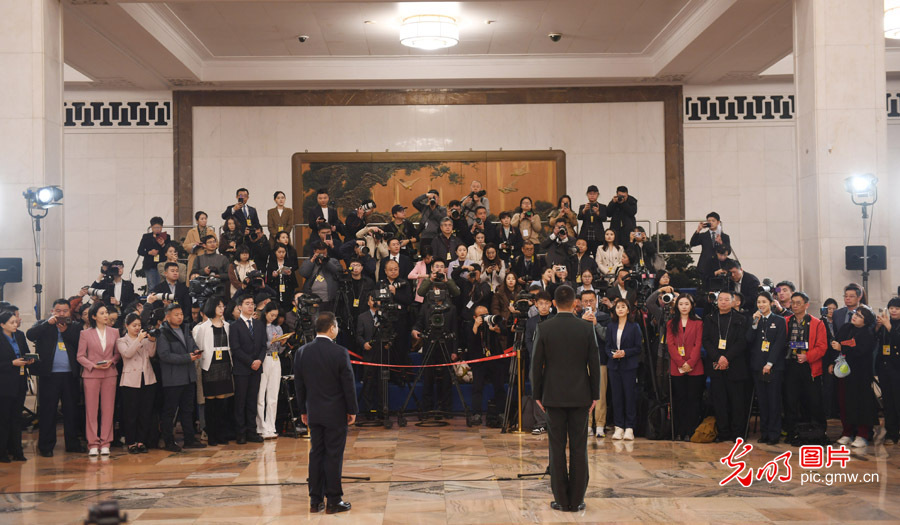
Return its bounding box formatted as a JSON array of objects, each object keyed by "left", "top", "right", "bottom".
[
  {"left": 440, "top": 341, "right": 469, "bottom": 420},
  {"left": 501, "top": 349, "right": 518, "bottom": 433},
  {"left": 398, "top": 341, "right": 436, "bottom": 419}
]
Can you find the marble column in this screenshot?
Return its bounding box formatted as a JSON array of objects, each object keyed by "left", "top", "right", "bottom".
[
  {"left": 0, "top": 0, "right": 64, "bottom": 321},
  {"left": 793, "top": 0, "right": 889, "bottom": 306}
]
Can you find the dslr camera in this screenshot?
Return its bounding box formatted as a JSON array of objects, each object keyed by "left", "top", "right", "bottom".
[
  {"left": 189, "top": 275, "right": 222, "bottom": 308},
  {"left": 432, "top": 271, "right": 446, "bottom": 283},
  {"left": 450, "top": 209, "right": 461, "bottom": 220},
  {"left": 313, "top": 253, "right": 328, "bottom": 264},
  {"left": 469, "top": 190, "right": 487, "bottom": 199},
  {"left": 359, "top": 200, "right": 376, "bottom": 212},
  {"left": 479, "top": 314, "right": 500, "bottom": 328}
]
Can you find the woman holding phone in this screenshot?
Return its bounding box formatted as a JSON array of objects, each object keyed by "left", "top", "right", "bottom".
[
  {"left": 0, "top": 311, "right": 33, "bottom": 462},
  {"left": 76, "top": 303, "right": 120, "bottom": 456}
]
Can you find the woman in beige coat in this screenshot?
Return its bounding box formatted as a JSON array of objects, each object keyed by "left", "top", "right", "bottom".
[
  {"left": 183, "top": 211, "right": 216, "bottom": 278},
  {"left": 511, "top": 196, "right": 543, "bottom": 245},
  {"left": 267, "top": 191, "right": 294, "bottom": 246}
]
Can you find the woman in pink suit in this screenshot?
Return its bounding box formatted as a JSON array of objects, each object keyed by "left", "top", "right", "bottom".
[{"left": 77, "top": 303, "right": 120, "bottom": 456}]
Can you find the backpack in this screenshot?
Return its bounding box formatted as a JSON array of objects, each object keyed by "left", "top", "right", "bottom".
[
  {"left": 791, "top": 422, "right": 829, "bottom": 446},
  {"left": 691, "top": 416, "right": 718, "bottom": 443},
  {"left": 645, "top": 401, "right": 672, "bottom": 440}
]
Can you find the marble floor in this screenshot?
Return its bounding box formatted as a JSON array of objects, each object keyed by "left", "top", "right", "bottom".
[{"left": 2, "top": 419, "right": 900, "bottom": 524}]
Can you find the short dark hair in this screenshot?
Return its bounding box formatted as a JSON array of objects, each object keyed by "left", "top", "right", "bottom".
[
  {"left": 202, "top": 297, "right": 224, "bottom": 319},
  {"left": 317, "top": 222, "right": 332, "bottom": 232},
  {"left": 236, "top": 187, "right": 249, "bottom": 195},
  {"left": 449, "top": 199, "right": 461, "bottom": 208},
  {"left": 235, "top": 244, "right": 251, "bottom": 257},
  {"left": 195, "top": 211, "right": 207, "bottom": 221},
  {"left": 534, "top": 291, "right": 552, "bottom": 303},
  {"left": 715, "top": 244, "right": 732, "bottom": 256},
  {"left": 499, "top": 211, "right": 511, "bottom": 220},
  {"left": 201, "top": 234, "right": 216, "bottom": 244},
  {"left": 717, "top": 290, "right": 734, "bottom": 299},
  {"left": 88, "top": 302, "right": 107, "bottom": 328},
  {"left": 474, "top": 205, "right": 486, "bottom": 213},
  {"left": 273, "top": 191, "right": 285, "bottom": 200},
  {"left": 52, "top": 298, "right": 70, "bottom": 308},
  {"left": 316, "top": 188, "right": 328, "bottom": 196},
  {"left": 315, "top": 311, "right": 336, "bottom": 333},
  {"left": 823, "top": 297, "right": 839, "bottom": 308},
  {"left": 164, "top": 303, "right": 182, "bottom": 314},
  {"left": 579, "top": 289, "right": 597, "bottom": 300},
  {"left": 124, "top": 312, "right": 141, "bottom": 327},
  {"left": 238, "top": 294, "right": 254, "bottom": 306},
  {"left": 164, "top": 262, "right": 179, "bottom": 271},
  {"left": 791, "top": 291, "right": 810, "bottom": 304},
  {"left": 844, "top": 283, "right": 863, "bottom": 296},
  {"left": 0, "top": 311, "right": 16, "bottom": 326},
  {"left": 757, "top": 291, "right": 774, "bottom": 303},
  {"left": 776, "top": 280, "right": 796, "bottom": 292},
  {"left": 554, "top": 284, "right": 576, "bottom": 309},
  {"left": 150, "top": 216, "right": 164, "bottom": 226},
  {"left": 312, "top": 240, "right": 327, "bottom": 251},
  {"left": 706, "top": 212, "right": 721, "bottom": 221},
  {"left": 263, "top": 301, "right": 281, "bottom": 317},
  {"left": 726, "top": 260, "right": 741, "bottom": 270},
  {"left": 616, "top": 186, "right": 628, "bottom": 193},
  {"left": 420, "top": 245, "right": 433, "bottom": 257}
]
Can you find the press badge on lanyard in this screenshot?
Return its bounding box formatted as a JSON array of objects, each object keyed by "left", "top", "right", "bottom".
[
  {"left": 677, "top": 346, "right": 685, "bottom": 357},
  {"left": 58, "top": 341, "right": 66, "bottom": 352},
  {"left": 761, "top": 341, "right": 770, "bottom": 352},
  {"left": 718, "top": 339, "right": 727, "bottom": 350},
  {"left": 885, "top": 345, "right": 892, "bottom": 356}
]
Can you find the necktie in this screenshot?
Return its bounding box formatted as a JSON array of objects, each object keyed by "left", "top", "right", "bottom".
[
  {"left": 247, "top": 319, "right": 254, "bottom": 336},
  {"left": 847, "top": 310, "right": 854, "bottom": 324}
]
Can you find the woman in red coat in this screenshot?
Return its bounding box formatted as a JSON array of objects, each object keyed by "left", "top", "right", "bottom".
[{"left": 667, "top": 294, "right": 705, "bottom": 441}]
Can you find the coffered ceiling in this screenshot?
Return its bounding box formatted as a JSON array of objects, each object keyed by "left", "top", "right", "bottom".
[{"left": 59, "top": 0, "right": 890, "bottom": 90}]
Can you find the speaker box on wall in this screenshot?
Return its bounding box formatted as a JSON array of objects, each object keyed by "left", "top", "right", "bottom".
[{"left": 844, "top": 245, "right": 887, "bottom": 271}]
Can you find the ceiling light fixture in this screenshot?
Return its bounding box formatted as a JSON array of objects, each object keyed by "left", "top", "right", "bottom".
[
  {"left": 399, "top": 14, "right": 459, "bottom": 50},
  {"left": 886, "top": 0, "right": 900, "bottom": 38}
]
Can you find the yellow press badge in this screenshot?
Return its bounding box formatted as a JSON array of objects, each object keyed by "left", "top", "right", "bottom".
[
  {"left": 718, "top": 339, "right": 727, "bottom": 350},
  {"left": 279, "top": 284, "right": 286, "bottom": 293},
  {"left": 272, "top": 351, "right": 279, "bottom": 361},
  {"left": 576, "top": 274, "right": 581, "bottom": 283},
  {"left": 20, "top": 367, "right": 25, "bottom": 376},
  {"left": 215, "top": 350, "right": 223, "bottom": 361},
  {"left": 761, "top": 341, "right": 770, "bottom": 352},
  {"left": 315, "top": 275, "right": 325, "bottom": 282},
  {"left": 153, "top": 255, "right": 160, "bottom": 262},
  {"left": 246, "top": 219, "right": 251, "bottom": 226},
  {"left": 884, "top": 345, "right": 891, "bottom": 356},
  {"left": 677, "top": 346, "right": 685, "bottom": 357},
  {"left": 660, "top": 333, "right": 665, "bottom": 344},
  {"left": 353, "top": 298, "right": 360, "bottom": 308},
  {"left": 446, "top": 252, "right": 452, "bottom": 261},
  {"left": 58, "top": 341, "right": 66, "bottom": 352},
  {"left": 278, "top": 226, "right": 283, "bottom": 231}
]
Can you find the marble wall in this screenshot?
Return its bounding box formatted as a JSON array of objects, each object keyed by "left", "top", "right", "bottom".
[{"left": 191, "top": 102, "right": 668, "bottom": 236}]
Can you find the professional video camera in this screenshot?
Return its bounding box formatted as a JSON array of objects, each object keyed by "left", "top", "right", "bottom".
[
  {"left": 295, "top": 293, "right": 322, "bottom": 339},
  {"left": 624, "top": 265, "right": 657, "bottom": 308},
  {"left": 758, "top": 278, "right": 776, "bottom": 295},
  {"left": 423, "top": 286, "right": 453, "bottom": 337},
  {"left": 189, "top": 275, "right": 222, "bottom": 308}
]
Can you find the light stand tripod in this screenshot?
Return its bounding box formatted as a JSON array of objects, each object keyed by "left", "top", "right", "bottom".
[{"left": 397, "top": 329, "right": 469, "bottom": 428}]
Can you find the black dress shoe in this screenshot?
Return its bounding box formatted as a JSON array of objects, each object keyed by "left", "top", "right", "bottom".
[
  {"left": 183, "top": 441, "right": 207, "bottom": 449},
  {"left": 550, "top": 502, "right": 567, "bottom": 511},
  {"left": 39, "top": 450, "right": 53, "bottom": 458},
  {"left": 572, "top": 502, "right": 586, "bottom": 512},
  {"left": 206, "top": 438, "right": 218, "bottom": 447},
  {"left": 247, "top": 434, "right": 264, "bottom": 443},
  {"left": 325, "top": 501, "right": 351, "bottom": 514},
  {"left": 0, "top": 455, "right": 10, "bottom": 463},
  {"left": 310, "top": 502, "right": 325, "bottom": 513},
  {"left": 164, "top": 443, "right": 182, "bottom": 453},
  {"left": 137, "top": 444, "right": 148, "bottom": 454},
  {"left": 757, "top": 436, "right": 769, "bottom": 444},
  {"left": 767, "top": 436, "right": 780, "bottom": 445},
  {"left": 236, "top": 435, "right": 247, "bottom": 445},
  {"left": 12, "top": 454, "right": 26, "bottom": 462}
]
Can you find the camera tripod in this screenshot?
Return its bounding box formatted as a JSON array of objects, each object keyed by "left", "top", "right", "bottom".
[
  {"left": 397, "top": 331, "right": 469, "bottom": 427},
  {"left": 356, "top": 316, "right": 396, "bottom": 430},
  {"left": 278, "top": 330, "right": 315, "bottom": 438},
  {"left": 333, "top": 278, "right": 356, "bottom": 334},
  {"left": 501, "top": 318, "right": 529, "bottom": 434}
]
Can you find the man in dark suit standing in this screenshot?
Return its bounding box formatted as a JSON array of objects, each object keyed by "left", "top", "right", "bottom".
[
  {"left": 294, "top": 312, "right": 357, "bottom": 515},
  {"left": 726, "top": 260, "right": 761, "bottom": 310},
  {"left": 531, "top": 285, "right": 601, "bottom": 513},
  {"left": 306, "top": 188, "right": 344, "bottom": 243},
  {"left": 230, "top": 294, "right": 267, "bottom": 444},
  {"left": 26, "top": 299, "right": 84, "bottom": 456},
  {"left": 151, "top": 262, "right": 191, "bottom": 321},
  {"left": 221, "top": 187, "right": 261, "bottom": 234},
  {"left": 833, "top": 283, "right": 864, "bottom": 333},
  {"left": 376, "top": 238, "right": 413, "bottom": 282},
  {"left": 702, "top": 290, "right": 750, "bottom": 442},
  {"left": 689, "top": 212, "right": 732, "bottom": 290}
]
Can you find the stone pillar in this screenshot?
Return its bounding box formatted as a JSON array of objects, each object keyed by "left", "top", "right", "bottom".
[
  {"left": 0, "top": 0, "right": 64, "bottom": 321},
  {"left": 793, "top": 0, "right": 889, "bottom": 306}
]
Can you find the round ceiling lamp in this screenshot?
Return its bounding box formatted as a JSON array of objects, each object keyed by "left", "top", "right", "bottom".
[
  {"left": 400, "top": 14, "right": 459, "bottom": 50},
  {"left": 886, "top": 0, "right": 900, "bottom": 38}
]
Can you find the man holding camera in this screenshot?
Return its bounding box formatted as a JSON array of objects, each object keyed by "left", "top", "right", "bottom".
[
  {"left": 627, "top": 227, "right": 661, "bottom": 272},
  {"left": 412, "top": 280, "right": 458, "bottom": 417},
  {"left": 356, "top": 292, "right": 390, "bottom": 416},
  {"left": 690, "top": 212, "right": 732, "bottom": 290},
  {"left": 345, "top": 200, "right": 376, "bottom": 240},
  {"left": 568, "top": 239, "right": 598, "bottom": 286},
  {"left": 380, "top": 259, "right": 414, "bottom": 361},
  {"left": 305, "top": 223, "right": 342, "bottom": 259},
  {"left": 577, "top": 186, "right": 607, "bottom": 256},
  {"left": 726, "top": 260, "right": 761, "bottom": 309},
  {"left": 782, "top": 291, "right": 827, "bottom": 443},
  {"left": 511, "top": 241, "right": 545, "bottom": 287},
  {"left": 466, "top": 306, "right": 506, "bottom": 426},
  {"left": 27, "top": 299, "right": 85, "bottom": 457},
  {"left": 222, "top": 187, "right": 261, "bottom": 234},
  {"left": 245, "top": 226, "right": 271, "bottom": 271},
  {"left": 541, "top": 223, "right": 576, "bottom": 268},
  {"left": 300, "top": 242, "right": 343, "bottom": 312},
  {"left": 412, "top": 190, "right": 447, "bottom": 250},
  {"left": 460, "top": 180, "right": 490, "bottom": 226},
  {"left": 495, "top": 211, "right": 523, "bottom": 263},
  {"left": 192, "top": 235, "right": 230, "bottom": 279},
  {"left": 383, "top": 205, "right": 418, "bottom": 258},
  {"left": 607, "top": 186, "right": 638, "bottom": 246},
  {"left": 156, "top": 303, "right": 206, "bottom": 452},
  {"left": 152, "top": 262, "right": 192, "bottom": 321},
  {"left": 137, "top": 216, "right": 169, "bottom": 290},
  {"left": 306, "top": 188, "right": 344, "bottom": 243},
  {"left": 90, "top": 260, "right": 137, "bottom": 309}
]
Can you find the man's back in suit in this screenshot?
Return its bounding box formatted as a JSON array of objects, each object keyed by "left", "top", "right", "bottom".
[{"left": 295, "top": 335, "right": 358, "bottom": 427}]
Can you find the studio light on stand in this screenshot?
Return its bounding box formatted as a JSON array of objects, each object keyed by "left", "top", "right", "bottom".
[
  {"left": 843, "top": 173, "right": 878, "bottom": 298},
  {"left": 23, "top": 186, "right": 63, "bottom": 318}
]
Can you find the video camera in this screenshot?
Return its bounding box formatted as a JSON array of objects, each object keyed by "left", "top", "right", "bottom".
[
  {"left": 189, "top": 275, "right": 222, "bottom": 308},
  {"left": 758, "top": 278, "right": 776, "bottom": 295}
]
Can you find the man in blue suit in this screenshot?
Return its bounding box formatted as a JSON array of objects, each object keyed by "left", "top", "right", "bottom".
[
  {"left": 221, "top": 187, "right": 261, "bottom": 234},
  {"left": 230, "top": 294, "right": 267, "bottom": 444},
  {"left": 294, "top": 311, "right": 358, "bottom": 515}
]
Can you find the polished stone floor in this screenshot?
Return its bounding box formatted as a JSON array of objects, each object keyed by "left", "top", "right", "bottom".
[{"left": 2, "top": 419, "right": 899, "bottom": 524}]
